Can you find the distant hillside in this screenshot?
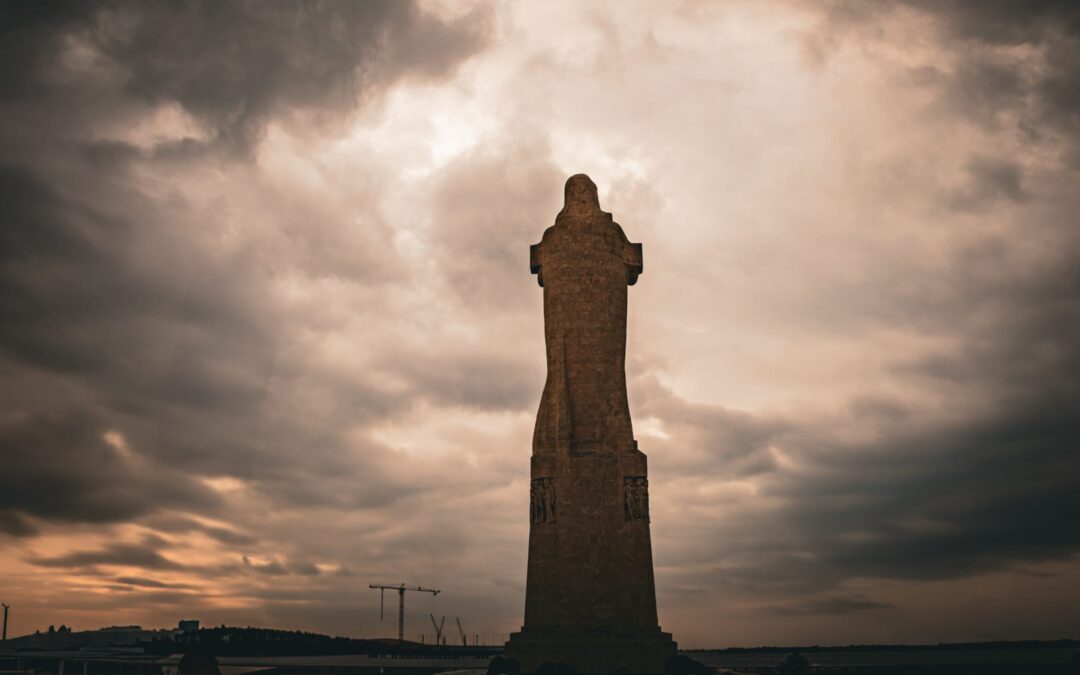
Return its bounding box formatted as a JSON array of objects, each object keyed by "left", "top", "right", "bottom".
[
  {"left": 3, "top": 625, "right": 161, "bottom": 651},
  {"left": 141, "top": 626, "right": 403, "bottom": 656}
]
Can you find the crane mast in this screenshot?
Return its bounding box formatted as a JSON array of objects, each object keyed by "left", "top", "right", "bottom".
[
  {"left": 429, "top": 614, "right": 445, "bottom": 645},
  {"left": 368, "top": 584, "right": 440, "bottom": 643},
  {"left": 455, "top": 617, "right": 467, "bottom": 646}
]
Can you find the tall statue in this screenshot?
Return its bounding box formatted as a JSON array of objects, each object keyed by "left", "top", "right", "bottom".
[{"left": 506, "top": 175, "right": 676, "bottom": 674}]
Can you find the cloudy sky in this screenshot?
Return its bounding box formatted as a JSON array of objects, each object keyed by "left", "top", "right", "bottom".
[{"left": 2, "top": 0, "right": 1079, "bottom": 649}]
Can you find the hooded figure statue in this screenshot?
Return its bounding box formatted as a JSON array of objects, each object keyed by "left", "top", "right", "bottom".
[{"left": 530, "top": 174, "right": 644, "bottom": 455}]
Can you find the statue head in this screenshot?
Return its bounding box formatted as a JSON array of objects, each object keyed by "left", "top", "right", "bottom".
[{"left": 561, "top": 174, "right": 601, "bottom": 220}]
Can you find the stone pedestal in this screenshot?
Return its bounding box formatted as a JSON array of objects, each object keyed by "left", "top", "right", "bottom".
[{"left": 507, "top": 629, "right": 676, "bottom": 674}]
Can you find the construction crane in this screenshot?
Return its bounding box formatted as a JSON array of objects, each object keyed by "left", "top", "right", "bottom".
[
  {"left": 369, "top": 584, "right": 440, "bottom": 643},
  {"left": 1, "top": 602, "right": 8, "bottom": 641},
  {"left": 455, "top": 617, "right": 467, "bottom": 647},
  {"left": 429, "top": 614, "right": 445, "bottom": 645}
]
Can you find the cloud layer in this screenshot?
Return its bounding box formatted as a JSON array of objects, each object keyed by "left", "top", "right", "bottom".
[{"left": 1, "top": 0, "right": 1078, "bottom": 648}]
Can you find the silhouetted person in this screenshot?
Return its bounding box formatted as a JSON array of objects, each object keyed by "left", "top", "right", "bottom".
[
  {"left": 178, "top": 652, "right": 222, "bottom": 675},
  {"left": 777, "top": 652, "right": 810, "bottom": 675}
]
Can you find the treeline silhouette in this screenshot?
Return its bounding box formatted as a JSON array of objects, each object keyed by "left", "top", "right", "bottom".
[
  {"left": 143, "top": 626, "right": 398, "bottom": 656},
  {"left": 140, "top": 626, "right": 495, "bottom": 657}
]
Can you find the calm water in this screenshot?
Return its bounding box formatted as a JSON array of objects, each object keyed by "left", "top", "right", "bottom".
[{"left": 690, "top": 647, "right": 1078, "bottom": 668}]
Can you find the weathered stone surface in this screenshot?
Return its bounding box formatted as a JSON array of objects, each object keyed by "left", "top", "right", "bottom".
[{"left": 506, "top": 175, "right": 676, "bottom": 674}]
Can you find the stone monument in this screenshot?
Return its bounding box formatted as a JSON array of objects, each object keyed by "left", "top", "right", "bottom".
[{"left": 505, "top": 175, "right": 677, "bottom": 674}]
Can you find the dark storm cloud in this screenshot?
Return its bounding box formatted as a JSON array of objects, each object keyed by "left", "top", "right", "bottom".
[
  {"left": 0, "top": 510, "right": 37, "bottom": 537},
  {"left": 769, "top": 596, "right": 892, "bottom": 616},
  {"left": 0, "top": 162, "right": 276, "bottom": 412},
  {"left": 142, "top": 515, "right": 257, "bottom": 546},
  {"left": 0, "top": 154, "right": 420, "bottom": 511},
  {"left": 825, "top": 0, "right": 1080, "bottom": 164},
  {"left": 650, "top": 388, "right": 1080, "bottom": 598},
  {"left": 0, "top": 0, "right": 490, "bottom": 153},
  {"left": 901, "top": 0, "right": 1078, "bottom": 46},
  {"left": 944, "top": 155, "right": 1028, "bottom": 211},
  {"left": 114, "top": 576, "right": 193, "bottom": 589},
  {"left": 646, "top": 214, "right": 1080, "bottom": 596},
  {"left": 31, "top": 541, "right": 186, "bottom": 571},
  {"left": 790, "top": 403, "right": 1080, "bottom": 581},
  {"left": 0, "top": 0, "right": 491, "bottom": 557},
  {"left": 2, "top": 0, "right": 1078, "bottom": 643},
  {"left": 429, "top": 139, "right": 564, "bottom": 308},
  {"left": 634, "top": 375, "right": 790, "bottom": 478},
  {"left": 0, "top": 412, "right": 220, "bottom": 531},
  {"left": 0, "top": 1, "right": 95, "bottom": 101},
  {"left": 397, "top": 349, "right": 540, "bottom": 411},
  {"left": 637, "top": 33, "right": 1080, "bottom": 589}
]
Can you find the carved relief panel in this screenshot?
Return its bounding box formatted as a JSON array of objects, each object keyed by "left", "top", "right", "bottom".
[
  {"left": 624, "top": 476, "right": 650, "bottom": 522},
  {"left": 530, "top": 477, "right": 556, "bottom": 524}
]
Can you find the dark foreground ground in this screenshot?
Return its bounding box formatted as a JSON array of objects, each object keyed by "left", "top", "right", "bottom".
[
  {"left": 710, "top": 667, "right": 1078, "bottom": 675},
  {"left": 691, "top": 643, "right": 1080, "bottom": 674},
  {"left": 3, "top": 652, "right": 1080, "bottom": 675},
  {"left": 3, "top": 629, "right": 1078, "bottom": 675}
]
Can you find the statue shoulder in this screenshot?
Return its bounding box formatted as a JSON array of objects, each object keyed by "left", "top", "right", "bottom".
[
  {"left": 530, "top": 225, "right": 558, "bottom": 286},
  {"left": 611, "top": 220, "right": 643, "bottom": 284}
]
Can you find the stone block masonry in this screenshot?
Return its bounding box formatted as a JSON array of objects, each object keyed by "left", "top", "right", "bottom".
[{"left": 505, "top": 175, "right": 676, "bottom": 675}]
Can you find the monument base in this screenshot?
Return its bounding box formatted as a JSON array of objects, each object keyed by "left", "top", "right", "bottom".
[{"left": 505, "top": 629, "right": 677, "bottom": 674}]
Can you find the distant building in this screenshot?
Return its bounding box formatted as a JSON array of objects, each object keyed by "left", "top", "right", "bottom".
[
  {"left": 178, "top": 620, "right": 200, "bottom": 634},
  {"left": 100, "top": 625, "right": 143, "bottom": 631}
]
